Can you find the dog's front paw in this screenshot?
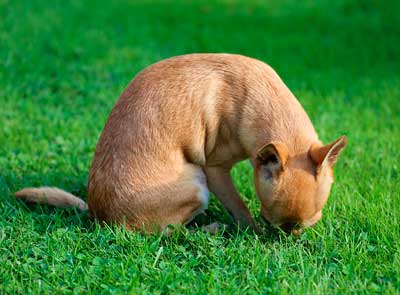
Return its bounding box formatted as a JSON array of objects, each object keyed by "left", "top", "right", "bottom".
[{"left": 202, "top": 222, "right": 228, "bottom": 234}]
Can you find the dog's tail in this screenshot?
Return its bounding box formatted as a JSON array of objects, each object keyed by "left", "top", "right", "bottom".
[{"left": 15, "top": 187, "right": 88, "bottom": 211}]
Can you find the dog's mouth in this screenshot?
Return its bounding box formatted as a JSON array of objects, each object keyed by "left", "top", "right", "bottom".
[
  {"left": 280, "top": 222, "right": 302, "bottom": 235},
  {"left": 261, "top": 214, "right": 303, "bottom": 236}
]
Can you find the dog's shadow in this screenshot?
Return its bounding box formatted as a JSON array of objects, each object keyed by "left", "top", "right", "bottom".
[{"left": 185, "top": 197, "right": 283, "bottom": 241}]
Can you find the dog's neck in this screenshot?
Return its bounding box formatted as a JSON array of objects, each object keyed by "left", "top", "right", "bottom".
[{"left": 238, "top": 90, "right": 320, "bottom": 158}]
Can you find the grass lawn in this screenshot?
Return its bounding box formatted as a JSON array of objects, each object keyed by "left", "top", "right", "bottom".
[{"left": 1, "top": 0, "right": 399, "bottom": 294}]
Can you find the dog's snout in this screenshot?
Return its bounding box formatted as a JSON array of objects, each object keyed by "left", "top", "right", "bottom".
[
  {"left": 280, "top": 222, "right": 302, "bottom": 235},
  {"left": 280, "top": 222, "right": 296, "bottom": 233}
]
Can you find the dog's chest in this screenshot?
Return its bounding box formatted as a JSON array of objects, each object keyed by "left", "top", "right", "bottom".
[{"left": 205, "top": 123, "right": 247, "bottom": 167}]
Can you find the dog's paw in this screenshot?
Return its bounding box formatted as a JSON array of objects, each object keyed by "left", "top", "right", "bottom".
[{"left": 202, "top": 222, "right": 228, "bottom": 234}]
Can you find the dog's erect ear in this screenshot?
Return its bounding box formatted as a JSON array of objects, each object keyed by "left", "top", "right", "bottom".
[
  {"left": 310, "top": 136, "right": 347, "bottom": 168},
  {"left": 256, "top": 143, "right": 288, "bottom": 179}
]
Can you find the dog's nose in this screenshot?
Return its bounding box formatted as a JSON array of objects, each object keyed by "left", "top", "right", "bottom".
[
  {"left": 280, "top": 222, "right": 296, "bottom": 233},
  {"left": 280, "top": 222, "right": 302, "bottom": 235}
]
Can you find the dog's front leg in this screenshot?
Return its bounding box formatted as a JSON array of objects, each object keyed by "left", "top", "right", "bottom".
[{"left": 204, "top": 166, "right": 260, "bottom": 233}]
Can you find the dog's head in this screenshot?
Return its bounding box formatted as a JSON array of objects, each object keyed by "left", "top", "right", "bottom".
[{"left": 253, "top": 136, "right": 347, "bottom": 235}]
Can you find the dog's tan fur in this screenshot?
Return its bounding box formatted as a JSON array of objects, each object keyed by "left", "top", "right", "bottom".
[{"left": 15, "top": 54, "right": 346, "bottom": 234}]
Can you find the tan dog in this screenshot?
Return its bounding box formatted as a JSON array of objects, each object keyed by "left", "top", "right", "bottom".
[{"left": 15, "top": 54, "right": 346, "bottom": 235}]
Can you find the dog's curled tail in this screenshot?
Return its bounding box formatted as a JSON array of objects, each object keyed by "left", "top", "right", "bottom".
[{"left": 15, "top": 187, "right": 88, "bottom": 211}]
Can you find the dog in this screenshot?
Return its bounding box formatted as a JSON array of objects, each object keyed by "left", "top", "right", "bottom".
[{"left": 15, "top": 54, "right": 347, "bottom": 235}]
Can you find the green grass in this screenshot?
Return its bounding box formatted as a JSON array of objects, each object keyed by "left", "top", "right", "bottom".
[{"left": 1, "top": 0, "right": 399, "bottom": 294}]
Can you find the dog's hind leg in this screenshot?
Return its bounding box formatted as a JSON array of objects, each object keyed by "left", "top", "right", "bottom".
[{"left": 119, "top": 162, "right": 210, "bottom": 233}]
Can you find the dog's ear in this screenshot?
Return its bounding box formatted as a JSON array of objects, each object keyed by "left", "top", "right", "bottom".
[
  {"left": 310, "top": 136, "right": 347, "bottom": 168},
  {"left": 256, "top": 143, "right": 288, "bottom": 180}
]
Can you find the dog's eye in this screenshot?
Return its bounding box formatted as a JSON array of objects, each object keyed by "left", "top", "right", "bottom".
[{"left": 261, "top": 165, "right": 273, "bottom": 180}]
